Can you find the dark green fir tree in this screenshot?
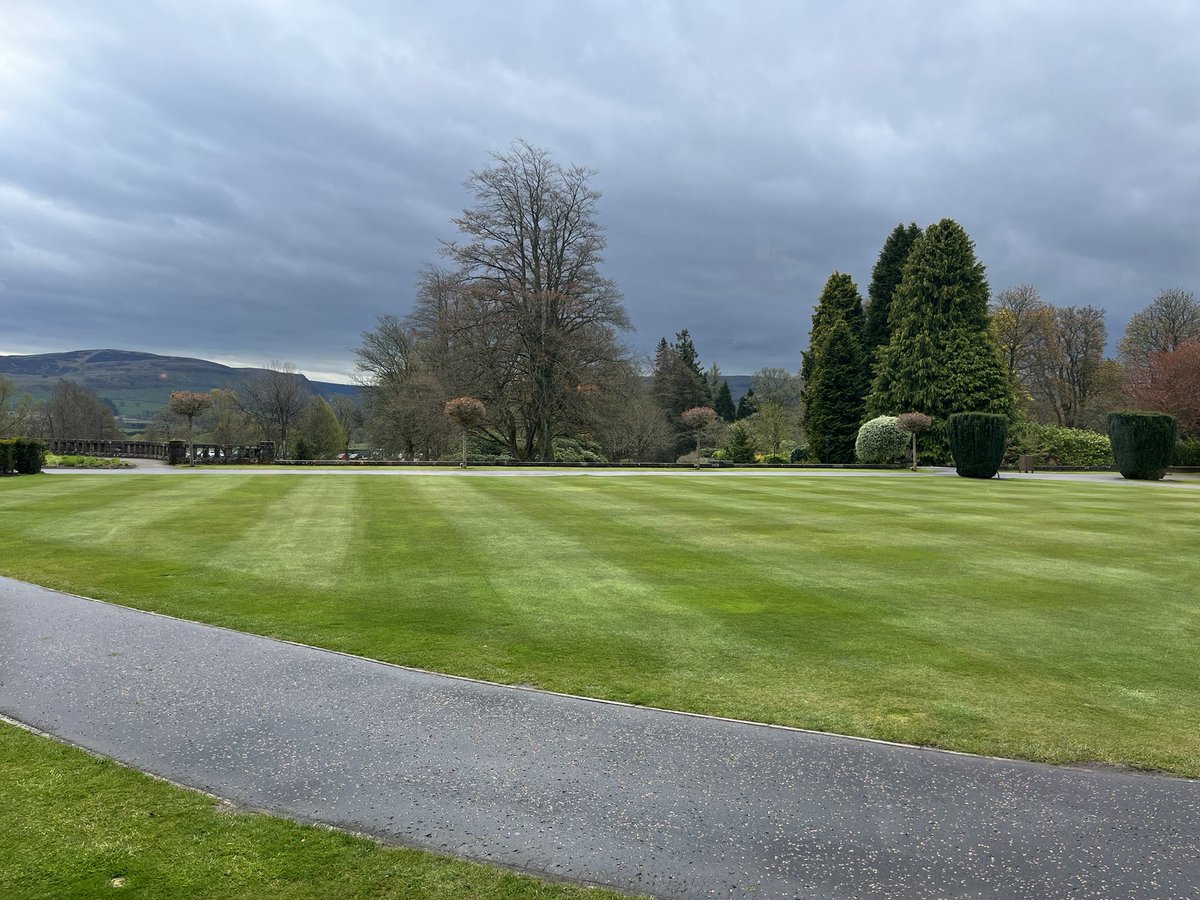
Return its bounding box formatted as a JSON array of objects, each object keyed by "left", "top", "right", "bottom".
[
  {"left": 800, "top": 272, "right": 865, "bottom": 388},
  {"left": 864, "top": 222, "right": 922, "bottom": 363},
  {"left": 714, "top": 380, "right": 736, "bottom": 421},
  {"left": 867, "top": 218, "right": 1014, "bottom": 462},
  {"left": 804, "top": 318, "right": 868, "bottom": 462},
  {"left": 735, "top": 388, "right": 758, "bottom": 420}
]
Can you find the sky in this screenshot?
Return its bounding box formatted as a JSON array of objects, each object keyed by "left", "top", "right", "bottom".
[{"left": 2, "top": 1, "right": 1198, "bottom": 382}]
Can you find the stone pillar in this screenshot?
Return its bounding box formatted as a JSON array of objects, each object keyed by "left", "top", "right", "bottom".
[{"left": 167, "top": 440, "right": 187, "bottom": 465}]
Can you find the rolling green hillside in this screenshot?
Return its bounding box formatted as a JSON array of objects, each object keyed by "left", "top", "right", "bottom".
[{"left": 0, "top": 350, "right": 358, "bottom": 423}]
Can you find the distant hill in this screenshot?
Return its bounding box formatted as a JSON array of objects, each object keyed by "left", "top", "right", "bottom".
[{"left": 0, "top": 350, "right": 358, "bottom": 425}]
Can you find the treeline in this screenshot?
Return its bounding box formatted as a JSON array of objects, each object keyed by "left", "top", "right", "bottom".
[
  {"left": 0, "top": 365, "right": 363, "bottom": 460},
  {"left": 4, "top": 142, "right": 1197, "bottom": 464},
  {"left": 348, "top": 142, "right": 1197, "bottom": 466}
]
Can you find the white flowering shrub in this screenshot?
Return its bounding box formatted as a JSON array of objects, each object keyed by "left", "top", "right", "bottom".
[{"left": 855, "top": 415, "right": 908, "bottom": 464}]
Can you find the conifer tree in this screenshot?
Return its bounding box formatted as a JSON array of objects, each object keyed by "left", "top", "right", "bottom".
[
  {"left": 867, "top": 219, "right": 1013, "bottom": 462},
  {"left": 714, "top": 380, "right": 736, "bottom": 421},
  {"left": 804, "top": 318, "right": 868, "bottom": 462},
  {"left": 735, "top": 388, "right": 758, "bottom": 420},
  {"left": 801, "top": 272, "right": 869, "bottom": 460},
  {"left": 800, "top": 272, "right": 865, "bottom": 388},
  {"left": 864, "top": 223, "right": 922, "bottom": 361},
  {"left": 652, "top": 332, "right": 710, "bottom": 456}
]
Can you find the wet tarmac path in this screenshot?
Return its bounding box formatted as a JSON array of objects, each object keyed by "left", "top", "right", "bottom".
[{"left": 2, "top": 577, "right": 1198, "bottom": 898}]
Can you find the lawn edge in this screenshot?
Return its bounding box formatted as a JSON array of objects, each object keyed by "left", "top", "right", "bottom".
[
  {"left": 0, "top": 710, "right": 642, "bottom": 898},
  {"left": 9, "top": 575, "right": 1197, "bottom": 783}
]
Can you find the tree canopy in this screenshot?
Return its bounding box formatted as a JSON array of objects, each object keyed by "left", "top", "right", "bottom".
[{"left": 868, "top": 219, "right": 1012, "bottom": 462}]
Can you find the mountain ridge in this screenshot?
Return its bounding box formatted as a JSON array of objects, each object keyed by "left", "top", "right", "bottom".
[{"left": 0, "top": 349, "right": 358, "bottom": 422}]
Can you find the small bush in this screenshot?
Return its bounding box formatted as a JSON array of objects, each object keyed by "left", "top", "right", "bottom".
[
  {"left": 1007, "top": 423, "right": 1113, "bottom": 467},
  {"left": 723, "top": 425, "right": 757, "bottom": 463},
  {"left": 855, "top": 416, "right": 908, "bottom": 465},
  {"left": 1107, "top": 411, "right": 1177, "bottom": 480},
  {"left": 789, "top": 445, "right": 813, "bottom": 463},
  {"left": 947, "top": 413, "right": 1007, "bottom": 479},
  {"left": 45, "top": 453, "right": 131, "bottom": 469},
  {"left": 1172, "top": 438, "right": 1200, "bottom": 467},
  {"left": 553, "top": 437, "right": 606, "bottom": 463},
  {"left": 758, "top": 453, "right": 789, "bottom": 464}
]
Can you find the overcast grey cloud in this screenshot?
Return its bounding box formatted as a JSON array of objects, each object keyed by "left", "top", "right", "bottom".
[{"left": 2, "top": 0, "right": 1198, "bottom": 380}]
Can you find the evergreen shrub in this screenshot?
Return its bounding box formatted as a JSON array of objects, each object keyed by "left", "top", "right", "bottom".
[
  {"left": 947, "top": 413, "right": 1007, "bottom": 478},
  {"left": 1107, "top": 412, "right": 1177, "bottom": 480},
  {"left": 553, "top": 437, "right": 606, "bottom": 463},
  {"left": 789, "top": 445, "right": 812, "bottom": 463},
  {"left": 723, "top": 425, "right": 757, "bottom": 463},
  {"left": 855, "top": 416, "right": 908, "bottom": 464},
  {"left": 1173, "top": 438, "right": 1200, "bottom": 467},
  {"left": 1007, "top": 423, "right": 1113, "bottom": 467},
  {"left": 0, "top": 438, "right": 46, "bottom": 475}
]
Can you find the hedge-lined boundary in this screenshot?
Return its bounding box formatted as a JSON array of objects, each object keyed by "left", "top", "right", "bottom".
[{"left": 0, "top": 438, "right": 47, "bottom": 475}]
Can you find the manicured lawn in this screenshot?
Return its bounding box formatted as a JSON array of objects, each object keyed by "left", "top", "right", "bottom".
[
  {"left": 1, "top": 473, "right": 1197, "bottom": 775},
  {"left": 0, "top": 721, "right": 624, "bottom": 899}
]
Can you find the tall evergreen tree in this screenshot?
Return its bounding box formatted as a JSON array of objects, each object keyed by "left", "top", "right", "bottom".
[
  {"left": 801, "top": 272, "right": 869, "bottom": 457},
  {"left": 674, "top": 329, "right": 704, "bottom": 378},
  {"left": 801, "top": 272, "right": 865, "bottom": 388},
  {"left": 867, "top": 219, "right": 1013, "bottom": 463},
  {"left": 735, "top": 388, "right": 758, "bottom": 420},
  {"left": 652, "top": 332, "right": 710, "bottom": 457},
  {"left": 805, "top": 318, "right": 869, "bottom": 462},
  {"left": 863, "top": 223, "right": 922, "bottom": 361},
  {"left": 714, "top": 380, "right": 736, "bottom": 421}
]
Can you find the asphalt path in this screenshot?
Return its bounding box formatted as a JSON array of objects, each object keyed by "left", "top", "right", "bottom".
[
  {"left": 41, "top": 458, "right": 1200, "bottom": 486},
  {"left": 2, "top": 579, "right": 1198, "bottom": 897}
]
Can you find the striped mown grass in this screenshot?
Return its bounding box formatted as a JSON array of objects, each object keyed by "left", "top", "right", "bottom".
[{"left": 1, "top": 473, "right": 1197, "bottom": 775}]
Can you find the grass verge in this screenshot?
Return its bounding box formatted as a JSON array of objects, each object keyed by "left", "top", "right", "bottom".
[
  {"left": 0, "top": 720, "right": 625, "bottom": 899},
  {"left": 1, "top": 473, "right": 1197, "bottom": 775}
]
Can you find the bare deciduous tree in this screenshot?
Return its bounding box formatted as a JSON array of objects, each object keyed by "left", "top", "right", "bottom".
[
  {"left": 0, "top": 376, "right": 25, "bottom": 438},
  {"left": 39, "top": 380, "right": 122, "bottom": 440},
  {"left": 1118, "top": 289, "right": 1200, "bottom": 362},
  {"left": 990, "top": 284, "right": 1054, "bottom": 388},
  {"left": 1028, "top": 305, "right": 1117, "bottom": 429},
  {"left": 200, "top": 389, "right": 260, "bottom": 446},
  {"left": 238, "top": 361, "right": 311, "bottom": 457},
  {"left": 438, "top": 141, "right": 632, "bottom": 461}
]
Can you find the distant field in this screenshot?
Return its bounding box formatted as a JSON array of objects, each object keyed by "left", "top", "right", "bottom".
[{"left": 1, "top": 473, "right": 1197, "bottom": 775}]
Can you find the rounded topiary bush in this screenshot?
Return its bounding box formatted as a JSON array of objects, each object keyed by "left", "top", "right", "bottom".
[
  {"left": 855, "top": 416, "right": 908, "bottom": 465},
  {"left": 947, "top": 413, "right": 1007, "bottom": 479},
  {"left": 789, "top": 445, "right": 811, "bottom": 463},
  {"left": 1107, "top": 411, "right": 1177, "bottom": 480}
]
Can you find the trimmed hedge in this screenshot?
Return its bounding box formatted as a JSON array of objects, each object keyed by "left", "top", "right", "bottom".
[
  {"left": 1107, "top": 411, "right": 1177, "bottom": 480},
  {"left": 947, "top": 413, "right": 1007, "bottom": 479},
  {"left": 1006, "top": 423, "right": 1113, "bottom": 468},
  {"left": 0, "top": 438, "right": 46, "bottom": 475},
  {"left": 1173, "top": 438, "right": 1200, "bottom": 467}
]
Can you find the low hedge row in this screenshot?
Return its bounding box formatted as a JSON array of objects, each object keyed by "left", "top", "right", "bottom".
[{"left": 0, "top": 438, "right": 47, "bottom": 475}]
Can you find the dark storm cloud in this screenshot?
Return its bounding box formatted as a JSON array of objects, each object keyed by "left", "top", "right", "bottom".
[{"left": 2, "top": 0, "right": 1198, "bottom": 378}]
